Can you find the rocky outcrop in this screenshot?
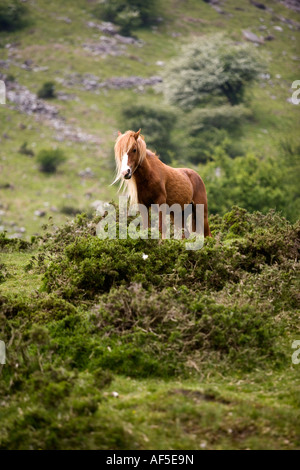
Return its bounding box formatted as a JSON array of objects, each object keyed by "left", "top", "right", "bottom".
[
  {"left": 60, "top": 73, "right": 162, "bottom": 92},
  {"left": 1, "top": 75, "right": 101, "bottom": 144}
]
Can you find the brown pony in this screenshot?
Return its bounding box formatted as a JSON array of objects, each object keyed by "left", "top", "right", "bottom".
[{"left": 112, "top": 129, "right": 211, "bottom": 238}]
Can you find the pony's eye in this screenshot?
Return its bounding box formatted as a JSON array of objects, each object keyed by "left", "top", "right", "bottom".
[{"left": 133, "top": 148, "right": 137, "bottom": 153}]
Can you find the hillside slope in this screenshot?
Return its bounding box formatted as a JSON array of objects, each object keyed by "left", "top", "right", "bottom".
[{"left": 0, "top": 0, "right": 300, "bottom": 237}]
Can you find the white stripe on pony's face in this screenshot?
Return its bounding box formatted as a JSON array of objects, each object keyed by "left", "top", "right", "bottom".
[{"left": 121, "top": 152, "right": 132, "bottom": 179}]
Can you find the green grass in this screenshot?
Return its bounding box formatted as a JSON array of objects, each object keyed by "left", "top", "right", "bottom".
[
  {"left": 100, "top": 371, "right": 300, "bottom": 450},
  {"left": 0, "top": 251, "right": 41, "bottom": 296}
]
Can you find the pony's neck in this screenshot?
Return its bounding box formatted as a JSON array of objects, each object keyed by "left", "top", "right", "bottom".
[{"left": 134, "top": 149, "right": 152, "bottom": 182}]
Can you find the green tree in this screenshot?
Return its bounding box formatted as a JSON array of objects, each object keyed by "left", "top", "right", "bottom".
[
  {"left": 200, "top": 149, "right": 299, "bottom": 222},
  {"left": 119, "top": 103, "right": 177, "bottom": 163},
  {"left": 183, "top": 105, "right": 251, "bottom": 163},
  {"left": 163, "top": 36, "right": 264, "bottom": 109}
]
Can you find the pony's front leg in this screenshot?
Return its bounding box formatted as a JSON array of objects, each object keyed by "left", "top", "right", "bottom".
[
  {"left": 154, "top": 195, "right": 167, "bottom": 240},
  {"left": 159, "top": 211, "right": 166, "bottom": 239},
  {"left": 158, "top": 206, "right": 168, "bottom": 239},
  {"left": 141, "top": 206, "right": 150, "bottom": 231}
]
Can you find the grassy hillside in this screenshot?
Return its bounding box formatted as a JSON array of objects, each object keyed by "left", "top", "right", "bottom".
[
  {"left": 0, "top": 0, "right": 300, "bottom": 451},
  {"left": 0, "top": 0, "right": 300, "bottom": 237}
]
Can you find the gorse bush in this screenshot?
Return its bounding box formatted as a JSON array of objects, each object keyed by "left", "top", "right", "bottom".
[
  {"left": 37, "top": 81, "right": 56, "bottom": 99},
  {"left": 0, "top": 232, "right": 31, "bottom": 251},
  {"left": 60, "top": 206, "right": 82, "bottom": 216},
  {"left": 162, "top": 35, "right": 264, "bottom": 109},
  {"left": 40, "top": 208, "right": 299, "bottom": 302},
  {"left": 36, "top": 148, "right": 66, "bottom": 174},
  {"left": 93, "top": 0, "right": 159, "bottom": 36},
  {"left": 0, "top": 0, "right": 28, "bottom": 31},
  {"left": 0, "top": 264, "right": 8, "bottom": 284},
  {"left": 119, "top": 103, "right": 177, "bottom": 163}
]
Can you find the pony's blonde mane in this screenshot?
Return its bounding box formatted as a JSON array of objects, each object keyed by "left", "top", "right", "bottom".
[{"left": 112, "top": 131, "right": 147, "bottom": 206}]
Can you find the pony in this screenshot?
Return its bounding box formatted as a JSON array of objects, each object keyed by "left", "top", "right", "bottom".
[{"left": 112, "top": 129, "right": 211, "bottom": 238}]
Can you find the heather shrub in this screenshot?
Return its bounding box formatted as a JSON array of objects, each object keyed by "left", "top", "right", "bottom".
[
  {"left": 0, "top": 0, "right": 28, "bottom": 31},
  {"left": 36, "top": 148, "right": 66, "bottom": 174}
]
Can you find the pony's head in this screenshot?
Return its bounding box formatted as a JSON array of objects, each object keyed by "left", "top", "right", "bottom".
[{"left": 113, "top": 129, "right": 146, "bottom": 183}]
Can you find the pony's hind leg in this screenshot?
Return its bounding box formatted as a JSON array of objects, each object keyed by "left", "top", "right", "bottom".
[
  {"left": 170, "top": 211, "right": 187, "bottom": 239},
  {"left": 183, "top": 204, "right": 193, "bottom": 238},
  {"left": 192, "top": 202, "right": 211, "bottom": 238},
  {"left": 184, "top": 170, "right": 211, "bottom": 238}
]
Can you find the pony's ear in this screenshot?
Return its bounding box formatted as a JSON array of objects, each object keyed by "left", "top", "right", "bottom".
[
  {"left": 133, "top": 129, "right": 141, "bottom": 140},
  {"left": 118, "top": 130, "right": 122, "bottom": 136}
]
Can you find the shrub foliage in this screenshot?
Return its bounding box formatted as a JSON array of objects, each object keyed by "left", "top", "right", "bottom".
[
  {"left": 162, "top": 36, "right": 263, "bottom": 109},
  {"left": 119, "top": 103, "right": 177, "bottom": 163},
  {"left": 36, "top": 148, "right": 66, "bottom": 174},
  {"left": 93, "top": 0, "right": 159, "bottom": 36},
  {"left": 37, "top": 81, "right": 56, "bottom": 99},
  {"left": 0, "top": 0, "right": 28, "bottom": 31}
]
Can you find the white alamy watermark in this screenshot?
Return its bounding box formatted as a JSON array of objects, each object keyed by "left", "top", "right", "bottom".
[
  {"left": 291, "top": 80, "right": 300, "bottom": 105},
  {"left": 0, "top": 340, "right": 6, "bottom": 365},
  {"left": 291, "top": 340, "right": 300, "bottom": 365},
  {"left": 0, "top": 80, "right": 6, "bottom": 105},
  {"left": 95, "top": 197, "right": 204, "bottom": 251}
]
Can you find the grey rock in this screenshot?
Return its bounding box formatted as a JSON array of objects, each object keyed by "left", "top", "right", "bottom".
[
  {"left": 78, "top": 167, "right": 96, "bottom": 178},
  {"left": 275, "top": 14, "right": 300, "bottom": 30},
  {"left": 56, "top": 91, "right": 78, "bottom": 101},
  {"left": 242, "top": 29, "right": 264, "bottom": 44},
  {"left": 0, "top": 60, "right": 9, "bottom": 69},
  {"left": 83, "top": 38, "right": 127, "bottom": 57},
  {"left": 34, "top": 210, "right": 46, "bottom": 217},
  {"left": 277, "top": 0, "right": 300, "bottom": 13},
  {"left": 61, "top": 73, "right": 162, "bottom": 92},
  {"left": 57, "top": 16, "right": 72, "bottom": 24},
  {"left": 11, "top": 233, "right": 23, "bottom": 239},
  {"left": 33, "top": 66, "right": 49, "bottom": 73}
]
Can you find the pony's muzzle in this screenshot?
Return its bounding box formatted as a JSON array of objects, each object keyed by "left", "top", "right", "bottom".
[{"left": 122, "top": 168, "right": 132, "bottom": 179}]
